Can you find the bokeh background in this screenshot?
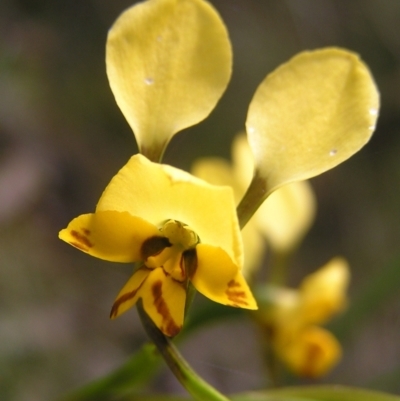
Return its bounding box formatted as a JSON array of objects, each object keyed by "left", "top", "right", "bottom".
[{"left": 1, "top": 0, "right": 400, "bottom": 400}]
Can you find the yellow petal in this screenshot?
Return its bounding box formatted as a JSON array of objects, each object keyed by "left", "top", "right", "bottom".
[
  {"left": 106, "top": 0, "right": 232, "bottom": 157},
  {"left": 142, "top": 267, "right": 186, "bottom": 337},
  {"left": 276, "top": 326, "right": 342, "bottom": 378},
  {"left": 246, "top": 48, "right": 379, "bottom": 193},
  {"left": 59, "top": 211, "right": 160, "bottom": 262},
  {"left": 191, "top": 244, "right": 257, "bottom": 309},
  {"left": 111, "top": 267, "right": 185, "bottom": 337},
  {"left": 110, "top": 267, "right": 150, "bottom": 318},
  {"left": 299, "top": 257, "right": 350, "bottom": 325},
  {"left": 97, "top": 154, "right": 242, "bottom": 267},
  {"left": 256, "top": 181, "right": 316, "bottom": 253}
]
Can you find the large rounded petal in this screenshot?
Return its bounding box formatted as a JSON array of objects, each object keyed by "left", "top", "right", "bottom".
[
  {"left": 246, "top": 48, "right": 379, "bottom": 193},
  {"left": 97, "top": 154, "right": 242, "bottom": 267},
  {"left": 106, "top": 0, "right": 232, "bottom": 156},
  {"left": 59, "top": 210, "right": 160, "bottom": 262},
  {"left": 191, "top": 244, "right": 257, "bottom": 309}
]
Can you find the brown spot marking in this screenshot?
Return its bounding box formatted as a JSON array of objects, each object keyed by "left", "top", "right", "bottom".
[
  {"left": 141, "top": 236, "right": 171, "bottom": 260},
  {"left": 82, "top": 228, "right": 91, "bottom": 235},
  {"left": 225, "top": 279, "right": 248, "bottom": 306},
  {"left": 110, "top": 274, "right": 147, "bottom": 319},
  {"left": 183, "top": 248, "right": 197, "bottom": 279},
  {"left": 70, "top": 230, "right": 93, "bottom": 250},
  {"left": 302, "top": 342, "right": 324, "bottom": 378},
  {"left": 152, "top": 279, "right": 181, "bottom": 337}
]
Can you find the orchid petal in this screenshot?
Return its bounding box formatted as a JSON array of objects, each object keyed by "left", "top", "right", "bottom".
[
  {"left": 142, "top": 267, "right": 186, "bottom": 337},
  {"left": 106, "top": 0, "right": 232, "bottom": 157},
  {"left": 97, "top": 154, "right": 242, "bottom": 267},
  {"left": 59, "top": 211, "right": 160, "bottom": 262},
  {"left": 276, "top": 326, "right": 342, "bottom": 378},
  {"left": 110, "top": 267, "right": 150, "bottom": 318},
  {"left": 191, "top": 244, "right": 257, "bottom": 309},
  {"left": 246, "top": 48, "right": 379, "bottom": 194}
]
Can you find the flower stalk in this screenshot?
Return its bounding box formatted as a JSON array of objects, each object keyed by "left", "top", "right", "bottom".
[
  {"left": 236, "top": 171, "right": 269, "bottom": 229},
  {"left": 137, "top": 302, "right": 231, "bottom": 401}
]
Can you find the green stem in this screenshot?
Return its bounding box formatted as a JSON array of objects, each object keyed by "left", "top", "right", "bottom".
[
  {"left": 237, "top": 171, "right": 269, "bottom": 229},
  {"left": 137, "top": 303, "right": 231, "bottom": 401}
]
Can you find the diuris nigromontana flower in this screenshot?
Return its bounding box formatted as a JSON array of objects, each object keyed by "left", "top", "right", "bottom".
[
  {"left": 260, "top": 258, "right": 350, "bottom": 378},
  {"left": 59, "top": 155, "right": 256, "bottom": 337}
]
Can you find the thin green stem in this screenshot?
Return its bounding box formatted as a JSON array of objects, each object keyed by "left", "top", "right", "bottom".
[
  {"left": 137, "top": 303, "right": 231, "bottom": 401},
  {"left": 236, "top": 171, "right": 269, "bottom": 229}
]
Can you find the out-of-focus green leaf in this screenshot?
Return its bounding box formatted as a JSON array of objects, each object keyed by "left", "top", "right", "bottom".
[
  {"left": 330, "top": 255, "right": 400, "bottom": 340},
  {"left": 231, "top": 385, "right": 400, "bottom": 401},
  {"left": 58, "top": 343, "right": 161, "bottom": 401}
]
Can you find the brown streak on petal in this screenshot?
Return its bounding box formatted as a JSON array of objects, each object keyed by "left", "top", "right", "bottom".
[
  {"left": 302, "top": 342, "right": 324, "bottom": 378},
  {"left": 152, "top": 279, "right": 181, "bottom": 337},
  {"left": 183, "top": 248, "right": 197, "bottom": 279},
  {"left": 226, "top": 279, "right": 249, "bottom": 306},
  {"left": 110, "top": 276, "right": 147, "bottom": 319},
  {"left": 82, "top": 228, "right": 91, "bottom": 235},
  {"left": 141, "top": 236, "right": 171, "bottom": 260},
  {"left": 70, "top": 229, "right": 93, "bottom": 248}
]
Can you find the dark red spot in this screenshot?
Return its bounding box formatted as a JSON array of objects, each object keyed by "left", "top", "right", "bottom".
[
  {"left": 183, "top": 248, "right": 197, "bottom": 279},
  {"left": 225, "top": 279, "right": 248, "bottom": 306},
  {"left": 302, "top": 342, "right": 324, "bottom": 378},
  {"left": 141, "top": 236, "right": 171, "bottom": 260},
  {"left": 152, "top": 279, "right": 181, "bottom": 337},
  {"left": 70, "top": 229, "right": 93, "bottom": 250}
]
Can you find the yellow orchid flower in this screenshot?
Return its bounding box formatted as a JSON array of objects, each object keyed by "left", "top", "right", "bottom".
[
  {"left": 261, "top": 258, "right": 350, "bottom": 377},
  {"left": 106, "top": 0, "right": 232, "bottom": 161},
  {"left": 59, "top": 155, "right": 256, "bottom": 337}
]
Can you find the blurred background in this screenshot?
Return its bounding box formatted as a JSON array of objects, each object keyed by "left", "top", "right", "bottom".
[{"left": 1, "top": 0, "right": 400, "bottom": 400}]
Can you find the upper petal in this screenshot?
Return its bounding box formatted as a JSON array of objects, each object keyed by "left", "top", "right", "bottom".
[
  {"left": 59, "top": 210, "right": 160, "bottom": 262},
  {"left": 246, "top": 48, "right": 379, "bottom": 193},
  {"left": 191, "top": 244, "right": 257, "bottom": 309},
  {"left": 106, "top": 0, "right": 232, "bottom": 154},
  {"left": 97, "top": 154, "right": 242, "bottom": 267}
]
